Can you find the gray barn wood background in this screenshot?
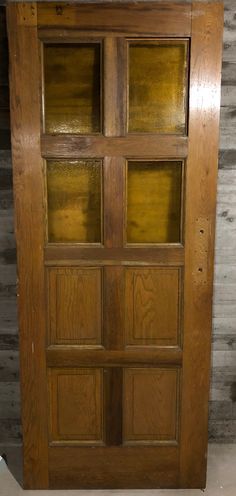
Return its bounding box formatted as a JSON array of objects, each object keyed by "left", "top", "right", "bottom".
[{"left": 0, "top": 0, "right": 236, "bottom": 451}]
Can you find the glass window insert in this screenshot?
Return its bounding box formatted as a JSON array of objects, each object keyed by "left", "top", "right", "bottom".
[
  {"left": 47, "top": 159, "right": 102, "bottom": 243},
  {"left": 127, "top": 161, "right": 182, "bottom": 244},
  {"left": 128, "top": 41, "right": 188, "bottom": 134},
  {"left": 44, "top": 43, "right": 101, "bottom": 134}
]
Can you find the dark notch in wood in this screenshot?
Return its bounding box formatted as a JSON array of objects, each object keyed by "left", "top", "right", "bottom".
[{"left": 104, "top": 367, "right": 123, "bottom": 446}]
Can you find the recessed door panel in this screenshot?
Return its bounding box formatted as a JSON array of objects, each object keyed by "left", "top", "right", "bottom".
[
  {"left": 49, "top": 368, "right": 103, "bottom": 443},
  {"left": 47, "top": 268, "right": 102, "bottom": 345},
  {"left": 125, "top": 268, "right": 181, "bottom": 346},
  {"left": 123, "top": 368, "right": 179, "bottom": 443}
]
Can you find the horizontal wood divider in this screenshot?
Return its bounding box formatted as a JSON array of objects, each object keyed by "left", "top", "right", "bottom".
[
  {"left": 46, "top": 347, "right": 183, "bottom": 367},
  {"left": 41, "top": 135, "right": 188, "bottom": 159},
  {"left": 37, "top": 2, "right": 191, "bottom": 36},
  {"left": 44, "top": 246, "right": 184, "bottom": 265}
]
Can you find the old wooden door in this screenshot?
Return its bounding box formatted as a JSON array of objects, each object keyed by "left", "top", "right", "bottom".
[{"left": 7, "top": 1, "right": 223, "bottom": 490}]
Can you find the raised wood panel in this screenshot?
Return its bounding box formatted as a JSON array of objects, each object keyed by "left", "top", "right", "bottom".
[
  {"left": 125, "top": 268, "right": 181, "bottom": 346},
  {"left": 123, "top": 368, "right": 179, "bottom": 444},
  {"left": 48, "top": 368, "right": 103, "bottom": 444},
  {"left": 47, "top": 268, "right": 102, "bottom": 345}
]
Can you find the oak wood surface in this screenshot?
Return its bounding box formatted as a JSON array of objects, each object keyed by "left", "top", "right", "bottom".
[
  {"left": 6, "top": 2, "right": 49, "bottom": 489},
  {"left": 48, "top": 445, "right": 179, "bottom": 489},
  {"left": 7, "top": 0, "right": 223, "bottom": 490},
  {"left": 37, "top": 2, "right": 191, "bottom": 35},
  {"left": 46, "top": 347, "right": 183, "bottom": 367},
  {"left": 41, "top": 135, "right": 188, "bottom": 158},
  {"left": 179, "top": 1, "right": 224, "bottom": 488}
]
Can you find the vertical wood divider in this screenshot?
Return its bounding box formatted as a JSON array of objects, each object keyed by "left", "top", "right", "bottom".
[
  {"left": 7, "top": 2, "right": 49, "bottom": 489},
  {"left": 103, "top": 37, "right": 126, "bottom": 446},
  {"left": 179, "top": 2, "right": 223, "bottom": 488}
]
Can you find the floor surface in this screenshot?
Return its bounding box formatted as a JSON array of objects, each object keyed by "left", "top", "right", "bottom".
[{"left": 0, "top": 444, "right": 236, "bottom": 495}]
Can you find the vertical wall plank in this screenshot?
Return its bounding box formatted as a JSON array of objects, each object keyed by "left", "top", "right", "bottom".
[
  {"left": 7, "top": 2, "right": 49, "bottom": 488},
  {"left": 180, "top": 2, "right": 224, "bottom": 488}
]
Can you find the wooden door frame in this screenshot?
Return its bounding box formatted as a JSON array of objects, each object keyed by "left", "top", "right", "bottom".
[{"left": 7, "top": 1, "right": 223, "bottom": 489}]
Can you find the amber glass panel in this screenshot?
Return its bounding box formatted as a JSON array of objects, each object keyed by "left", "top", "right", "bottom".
[
  {"left": 47, "top": 160, "right": 102, "bottom": 243},
  {"left": 44, "top": 44, "right": 101, "bottom": 133},
  {"left": 127, "top": 161, "right": 182, "bottom": 243},
  {"left": 129, "top": 41, "right": 188, "bottom": 134}
]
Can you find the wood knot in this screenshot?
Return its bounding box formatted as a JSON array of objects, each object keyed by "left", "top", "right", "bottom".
[{"left": 56, "top": 5, "right": 63, "bottom": 16}]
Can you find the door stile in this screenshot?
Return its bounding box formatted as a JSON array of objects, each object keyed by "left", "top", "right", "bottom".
[
  {"left": 180, "top": 2, "right": 223, "bottom": 488},
  {"left": 7, "top": 2, "right": 49, "bottom": 488},
  {"left": 103, "top": 36, "right": 126, "bottom": 445}
]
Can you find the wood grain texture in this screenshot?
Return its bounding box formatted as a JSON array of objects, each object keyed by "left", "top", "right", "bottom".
[
  {"left": 48, "top": 368, "right": 103, "bottom": 444},
  {"left": 1, "top": 0, "right": 229, "bottom": 488},
  {"left": 41, "top": 134, "right": 188, "bottom": 158},
  {"left": 46, "top": 347, "right": 183, "bottom": 367},
  {"left": 49, "top": 445, "right": 179, "bottom": 489},
  {"left": 104, "top": 157, "right": 125, "bottom": 248},
  {"left": 44, "top": 245, "right": 184, "bottom": 265},
  {"left": 103, "top": 266, "right": 124, "bottom": 350},
  {"left": 37, "top": 2, "right": 191, "bottom": 35},
  {"left": 104, "top": 37, "right": 126, "bottom": 136},
  {"left": 179, "top": 2, "right": 224, "bottom": 488},
  {"left": 47, "top": 267, "right": 102, "bottom": 345},
  {"left": 123, "top": 368, "right": 179, "bottom": 443},
  {"left": 125, "top": 268, "right": 181, "bottom": 346},
  {"left": 0, "top": 0, "right": 235, "bottom": 451},
  {"left": 6, "top": 2, "right": 49, "bottom": 488}
]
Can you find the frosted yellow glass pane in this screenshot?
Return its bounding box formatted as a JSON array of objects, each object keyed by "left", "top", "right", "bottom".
[
  {"left": 129, "top": 41, "right": 188, "bottom": 134},
  {"left": 44, "top": 44, "right": 101, "bottom": 133},
  {"left": 127, "top": 161, "right": 182, "bottom": 243},
  {"left": 47, "top": 160, "right": 101, "bottom": 243}
]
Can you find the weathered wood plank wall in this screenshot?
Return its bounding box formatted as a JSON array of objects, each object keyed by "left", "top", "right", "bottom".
[{"left": 0, "top": 0, "right": 236, "bottom": 446}]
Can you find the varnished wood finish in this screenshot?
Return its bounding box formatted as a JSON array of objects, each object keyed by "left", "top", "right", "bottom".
[
  {"left": 6, "top": 2, "right": 48, "bottom": 488},
  {"left": 125, "top": 268, "right": 181, "bottom": 346},
  {"left": 37, "top": 2, "right": 191, "bottom": 36},
  {"left": 7, "top": 1, "right": 223, "bottom": 490},
  {"left": 46, "top": 347, "right": 183, "bottom": 367},
  {"left": 44, "top": 246, "right": 184, "bottom": 265},
  {"left": 47, "top": 267, "right": 102, "bottom": 345},
  {"left": 123, "top": 368, "right": 179, "bottom": 443},
  {"left": 48, "top": 368, "right": 103, "bottom": 444},
  {"left": 104, "top": 157, "right": 124, "bottom": 248},
  {"left": 41, "top": 134, "right": 188, "bottom": 158},
  {"left": 104, "top": 38, "right": 126, "bottom": 137},
  {"left": 180, "top": 2, "right": 224, "bottom": 488}
]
